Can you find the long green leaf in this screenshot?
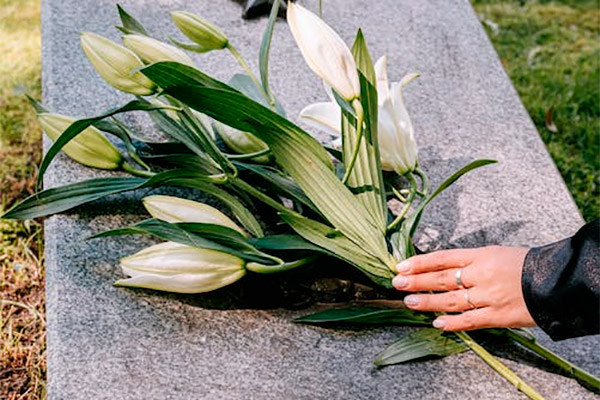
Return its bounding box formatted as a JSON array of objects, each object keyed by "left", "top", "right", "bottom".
[
  {"left": 37, "top": 100, "right": 171, "bottom": 186},
  {"left": 295, "top": 307, "right": 433, "bottom": 325},
  {"left": 142, "top": 62, "right": 391, "bottom": 263},
  {"left": 258, "top": 0, "right": 280, "bottom": 107},
  {"left": 340, "top": 31, "right": 386, "bottom": 231},
  {"left": 406, "top": 159, "right": 497, "bottom": 237},
  {"left": 4, "top": 169, "right": 264, "bottom": 237},
  {"left": 374, "top": 329, "right": 468, "bottom": 367},
  {"left": 1, "top": 177, "right": 146, "bottom": 220},
  {"left": 250, "top": 234, "right": 325, "bottom": 252}
]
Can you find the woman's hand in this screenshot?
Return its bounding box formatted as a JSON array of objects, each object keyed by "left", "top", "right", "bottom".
[{"left": 392, "top": 246, "right": 537, "bottom": 331}]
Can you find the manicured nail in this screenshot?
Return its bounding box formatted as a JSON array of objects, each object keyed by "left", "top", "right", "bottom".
[
  {"left": 404, "top": 295, "right": 419, "bottom": 307},
  {"left": 396, "top": 260, "right": 411, "bottom": 274},
  {"left": 392, "top": 276, "right": 408, "bottom": 289},
  {"left": 433, "top": 318, "right": 446, "bottom": 329}
]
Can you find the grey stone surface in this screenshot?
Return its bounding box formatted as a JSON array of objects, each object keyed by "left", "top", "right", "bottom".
[{"left": 41, "top": 0, "right": 599, "bottom": 399}]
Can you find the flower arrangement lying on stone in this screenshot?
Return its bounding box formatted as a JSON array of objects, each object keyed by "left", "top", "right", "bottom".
[{"left": 4, "top": 2, "right": 597, "bottom": 399}]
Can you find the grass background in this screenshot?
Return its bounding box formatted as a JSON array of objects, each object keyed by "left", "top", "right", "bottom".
[{"left": 0, "top": 0, "right": 598, "bottom": 398}]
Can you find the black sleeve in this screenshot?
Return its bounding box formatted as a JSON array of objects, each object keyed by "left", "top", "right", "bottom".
[{"left": 521, "top": 219, "right": 600, "bottom": 341}]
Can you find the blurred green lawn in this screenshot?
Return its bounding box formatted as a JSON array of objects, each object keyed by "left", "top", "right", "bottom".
[
  {"left": 0, "top": 1, "right": 598, "bottom": 398},
  {"left": 473, "top": 0, "right": 599, "bottom": 221}
]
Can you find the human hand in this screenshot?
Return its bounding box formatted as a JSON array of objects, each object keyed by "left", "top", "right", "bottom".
[{"left": 392, "top": 246, "right": 536, "bottom": 331}]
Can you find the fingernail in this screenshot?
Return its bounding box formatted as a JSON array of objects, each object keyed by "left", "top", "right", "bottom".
[
  {"left": 392, "top": 276, "right": 408, "bottom": 289},
  {"left": 396, "top": 260, "right": 411, "bottom": 274},
  {"left": 404, "top": 295, "right": 419, "bottom": 307},
  {"left": 433, "top": 318, "right": 446, "bottom": 329}
]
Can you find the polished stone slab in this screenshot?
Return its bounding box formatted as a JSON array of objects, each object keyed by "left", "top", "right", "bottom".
[{"left": 42, "top": 0, "right": 598, "bottom": 398}]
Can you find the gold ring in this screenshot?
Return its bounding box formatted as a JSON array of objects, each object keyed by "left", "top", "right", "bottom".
[{"left": 465, "top": 288, "right": 476, "bottom": 310}]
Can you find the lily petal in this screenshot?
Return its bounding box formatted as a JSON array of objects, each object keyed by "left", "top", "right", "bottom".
[
  {"left": 299, "top": 102, "right": 342, "bottom": 136},
  {"left": 374, "top": 56, "right": 390, "bottom": 104}
]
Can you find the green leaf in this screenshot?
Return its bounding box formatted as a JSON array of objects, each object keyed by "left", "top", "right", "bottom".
[
  {"left": 405, "top": 160, "right": 497, "bottom": 237},
  {"left": 258, "top": 0, "right": 280, "bottom": 106},
  {"left": 351, "top": 29, "right": 376, "bottom": 86},
  {"left": 229, "top": 74, "right": 286, "bottom": 116},
  {"left": 338, "top": 32, "right": 387, "bottom": 231},
  {"left": 116, "top": 4, "right": 149, "bottom": 35},
  {"left": 295, "top": 307, "right": 433, "bottom": 325},
  {"left": 142, "top": 62, "right": 393, "bottom": 265},
  {"left": 374, "top": 329, "right": 468, "bottom": 367},
  {"left": 92, "top": 219, "right": 277, "bottom": 264},
  {"left": 1, "top": 177, "right": 146, "bottom": 220},
  {"left": 280, "top": 212, "right": 394, "bottom": 287},
  {"left": 4, "top": 169, "right": 264, "bottom": 237},
  {"left": 250, "top": 234, "right": 325, "bottom": 252},
  {"left": 37, "top": 100, "right": 171, "bottom": 186}
]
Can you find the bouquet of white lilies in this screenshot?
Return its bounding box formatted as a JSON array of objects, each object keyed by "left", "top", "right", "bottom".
[{"left": 4, "top": 2, "right": 597, "bottom": 399}]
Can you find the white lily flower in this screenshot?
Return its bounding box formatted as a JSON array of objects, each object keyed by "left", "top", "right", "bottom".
[
  {"left": 115, "top": 242, "right": 246, "bottom": 293},
  {"left": 80, "top": 32, "right": 156, "bottom": 95},
  {"left": 299, "top": 56, "right": 419, "bottom": 175},
  {"left": 122, "top": 34, "right": 195, "bottom": 66},
  {"left": 143, "top": 195, "right": 247, "bottom": 236},
  {"left": 37, "top": 113, "right": 123, "bottom": 170},
  {"left": 287, "top": 2, "right": 360, "bottom": 101}
]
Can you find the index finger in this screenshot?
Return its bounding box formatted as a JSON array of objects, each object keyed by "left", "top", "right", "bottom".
[{"left": 395, "top": 249, "right": 476, "bottom": 275}]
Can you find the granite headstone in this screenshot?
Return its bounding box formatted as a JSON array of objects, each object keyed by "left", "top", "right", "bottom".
[{"left": 42, "top": 0, "right": 599, "bottom": 398}]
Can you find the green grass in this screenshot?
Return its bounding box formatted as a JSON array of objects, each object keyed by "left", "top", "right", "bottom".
[
  {"left": 0, "top": 1, "right": 45, "bottom": 399},
  {"left": 473, "top": 0, "right": 600, "bottom": 221}
]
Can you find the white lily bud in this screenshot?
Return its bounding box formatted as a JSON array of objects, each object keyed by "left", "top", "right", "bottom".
[
  {"left": 171, "top": 11, "right": 228, "bottom": 52},
  {"left": 287, "top": 2, "right": 360, "bottom": 101},
  {"left": 122, "top": 34, "right": 195, "bottom": 66},
  {"left": 116, "top": 242, "right": 246, "bottom": 293},
  {"left": 80, "top": 32, "right": 156, "bottom": 95},
  {"left": 143, "top": 195, "right": 247, "bottom": 236},
  {"left": 214, "top": 123, "right": 270, "bottom": 163},
  {"left": 37, "top": 113, "right": 123, "bottom": 170}
]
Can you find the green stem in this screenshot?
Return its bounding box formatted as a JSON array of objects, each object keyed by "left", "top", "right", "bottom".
[
  {"left": 225, "top": 148, "right": 271, "bottom": 160},
  {"left": 122, "top": 162, "right": 156, "bottom": 178},
  {"left": 454, "top": 331, "right": 546, "bottom": 400},
  {"left": 318, "top": 0, "right": 323, "bottom": 17},
  {"left": 414, "top": 168, "right": 430, "bottom": 197},
  {"left": 227, "top": 43, "right": 264, "bottom": 97},
  {"left": 387, "top": 172, "right": 418, "bottom": 232},
  {"left": 504, "top": 329, "right": 600, "bottom": 390},
  {"left": 391, "top": 186, "right": 407, "bottom": 203},
  {"left": 246, "top": 255, "right": 318, "bottom": 274},
  {"left": 342, "top": 99, "right": 365, "bottom": 184},
  {"left": 231, "top": 178, "right": 290, "bottom": 214}
]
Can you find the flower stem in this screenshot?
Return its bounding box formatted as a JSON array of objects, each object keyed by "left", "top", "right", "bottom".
[
  {"left": 227, "top": 43, "right": 266, "bottom": 100},
  {"left": 454, "top": 331, "right": 546, "bottom": 400},
  {"left": 246, "top": 255, "right": 318, "bottom": 274},
  {"left": 342, "top": 99, "right": 365, "bottom": 184},
  {"left": 414, "top": 168, "right": 430, "bottom": 196},
  {"left": 225, "top": 148, "right": 271, "bottom": 160},
  {"left": 387, "top": 172, "right": 418, "bottom": 232},
  {"left": 122, "top": 162, "right": 155, "bottom": 178},
  {"left": 503, "top": 329, "right": 600, "bottom": 390}
]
